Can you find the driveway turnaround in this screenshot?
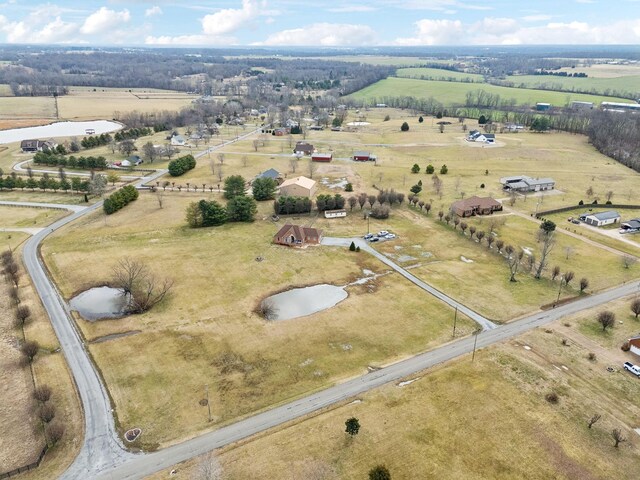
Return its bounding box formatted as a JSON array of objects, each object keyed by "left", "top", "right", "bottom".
[{"left": 322, "top": 236, "right": 497, "bottom": 330}]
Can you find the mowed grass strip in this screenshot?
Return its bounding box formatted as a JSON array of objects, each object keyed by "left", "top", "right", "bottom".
[
  {"left": 42, "top": 194, "right": 476, "bottom": 447},
  {"left": 348, "top": 77, "right": 631, "bottom": 106}
]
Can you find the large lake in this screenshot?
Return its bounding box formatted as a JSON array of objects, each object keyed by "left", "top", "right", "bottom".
[{"left": 0, "top": 120, "right": 123, "bottom": 144}]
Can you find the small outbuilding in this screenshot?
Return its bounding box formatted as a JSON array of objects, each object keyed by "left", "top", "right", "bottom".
[
  {"left": 579, "top": 211, "right": 621, "bottom": 227},
  {"left": 629, "top": 336, "right": 640, "bottom": 358},
  {"left": 620, "top": 218, "right": 640, "bottom": 234},
  {"left": 353, "top": 151, "right": 375, "bottom": 161},
  {"left": 501, "top": 175, "right": 555, "bottom": 192},
  {"left": 312, "top": 153, "right": 333, "bottom": 162},
  {"left": 279, "top": 176, "right": 317, "bottom": 198},
  {"left": 254, "top": 168, "right": 283, "bottom": 185},
  {"left": 324, "top": 209, "right": 347, "bottom": 219},
  {"left": 451, "top": 196, "right": 503, "bottom": 217},
  {"left": 273, "top": 224, "right": 323, "bottom": 246}
]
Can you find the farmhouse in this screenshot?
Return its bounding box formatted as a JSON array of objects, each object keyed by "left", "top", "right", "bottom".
[
  {"left": 353, "top": 151, "right": 375, "bottom": 161},
  {"left": 579, "top": 211, "right": 621, "bottom": 227},
  {"left": 500, "top": 176, "right": 555, "bottom": 192},
  {"left": 451, "top": 196, "right": 502, "bottom": 217},
  {"left": 273, "top": 224, "right": 323, "bottom": 246},
  {"left": 20, "top": 139, "right": 57, "bottom": 153},
  {"left": 467, "top": 131, "right": 495, "bottom": 143},
  {"left": 171, "top": 134, "right": 186, "bottom": 146},
  {"left": 120, "top": 155, "right": 143, "bottom": 167},
  {"left": 312, "top": 153, "right": 333, "bottom": 162},
  {"left": 279, "top": 176, "right": 317, "bottom": 198},
  {"left": 620, "top": 218, "right": 640, "bottom": 234},
  {"left": 254, "top": 168, "right": 283, "bottom": 184},
  {"left": 294, "top": 142, "right": 314, "bottom": 155},
  {"left": 324, "top": 209, "right": 347, "bottom": 219}
]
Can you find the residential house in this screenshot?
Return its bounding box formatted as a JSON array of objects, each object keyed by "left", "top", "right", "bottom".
[
  {"left": 120, "top": 155, "right": 143, "bottom": 167},
  {"left": 579, "top": 211, "right": 621, "bottom": 227},
  {"left": 451, "top": 196, "right": 503, "bottom": 217},
  {"left": 285, "top": 119, "right": 299, "bottom": 128},
  {"left": 273, "top": 128, "right": 289, "bottom": 136},
  {"left": 353, "top": 151, "right": 375, "bottom": 161},
  {"left": 279, "top": 176, "right": 317, "bottom": 198},
  {"left": 620, "top": 218, "right": 640, "bottom": 234},
  {"left": 500, "top": 176, "right": 555, "bottom": 192},
  {"left": 171, "top": 134, "right": 187, "bottom": 146},
  {"left": 294, "top": 142, "right": 314, "bottom": 156},
  {"left": 312, "top": 153, "right": 333, "bottom": 162},
  {"left": 324, "top": 209, "right": 347, "bottom": 219},
  {"left": 467, "top": 130, "right": 495, "bottom": 143},
  {"left": 629, "top": 336, "right": 640, "bottom": 358},
  {"left": 273, "top": 224, "right": 323, "bottom": 246},
  {"left": 254, "top": 168, "right": 284, "bottom": 185},
  {"left": 20, "top": 139, "right": 57, "bottom": 153}
]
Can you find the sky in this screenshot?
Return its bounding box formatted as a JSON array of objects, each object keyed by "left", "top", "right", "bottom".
[{"left": 1, "top": 0, "right": 640, "bottom": 47}]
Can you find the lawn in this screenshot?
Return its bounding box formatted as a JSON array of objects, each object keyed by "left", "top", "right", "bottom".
[
  {"left": 149, "top": 325, "right": 640, "bottom": 480},
  {"left": 348, "top": 77, "right": 631, "bottom": 107},
  {"left": 42, "top": 193, "right": 476, "bottom": 448}
]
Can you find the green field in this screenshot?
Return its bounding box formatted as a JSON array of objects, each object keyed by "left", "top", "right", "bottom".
[
  {"left": 397, "top": 67, "right": 484, "bottom": 82},
  {"left": 348, "top": 77, "right": 631, "bottom": 107},
  {"left": 505, "top": 75, "right": 640, "bottom": 99}
]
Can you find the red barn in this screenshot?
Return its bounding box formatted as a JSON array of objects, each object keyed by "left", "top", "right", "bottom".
[
  {"left": 312, "top": 153, "right": 332, "bottom": 162},
  {"left": 353, "top": 151, "right": 373, "bottom": 161}
]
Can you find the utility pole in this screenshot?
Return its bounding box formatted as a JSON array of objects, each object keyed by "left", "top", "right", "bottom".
[
  {"left": 452, "top": 306, "right": 458, "bottom": 337},
  {"left": 205, "top": 384, "right": 211, "bottom": 422},
  {"left": 472, "top": 330, "right": 480, "bottom": 362}
]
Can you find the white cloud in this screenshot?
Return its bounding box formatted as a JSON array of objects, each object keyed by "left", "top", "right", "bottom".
[
  {"left": 80, "top": 7, "right": 130, "bottom": 35},
  {"left": 201, "top": 0, "right": 265, "bottom": 36},
  {"left": 145, "top": 6, "right": 163, "bottom": 17},
  {"left": 258, "top": 23, "right": 377, "bottom": 46},
  {"left": 395, "top": 17, "right": 640, "bottom": 45},
  {"left": 1, "top": 15, "right": 79, "bottom": 43},
  {"left": 327, "top": 5, "right": 377, "bottom": 13}
]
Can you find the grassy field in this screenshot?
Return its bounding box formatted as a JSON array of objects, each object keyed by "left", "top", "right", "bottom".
[
  {"left": 0, "top": 83, "right": 13, "bottom": 96},
  {"left": 348, "top": 77, "right": 631, "bottom": 107},
  {"left": 150, "top": 315, "right": 640, "bottom": 480},
  {"left": 42, "top": 193, "right": 476, "bottom": 448},
  {"left": 397, "top": 67, "right": 484, "bottom": 82},
  {"left": 0, "top": 206, "right": 67, "bottom": 228},
  {"left": 0, "top": 97, "right": 56, "bottom": 119},
  {"left": 505, "top": 75, "right": 640, "bottom": 98},
  {"left": 559, "top": 63, "right": 640, "bottom": 78}
]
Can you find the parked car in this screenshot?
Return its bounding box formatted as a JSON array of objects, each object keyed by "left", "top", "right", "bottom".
[
  {"left": 369, "top": 237, "right": 380, "bottom": 242},
  {"left": 378, "top": 230, "right": 389, "bottom": 237},
  {"left": 623, "top": 361, "right": 640, "bottom": 377},
  {"left": 363, "top": 233, "right": 374, "bottom": 240},
  {"left": 385, "top": 233, "right": 397, "bottom": 239}
]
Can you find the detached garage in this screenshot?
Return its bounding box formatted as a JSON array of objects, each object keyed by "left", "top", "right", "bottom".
[{"left": 579, "top": 211, "right": 621, "bottom": 227}]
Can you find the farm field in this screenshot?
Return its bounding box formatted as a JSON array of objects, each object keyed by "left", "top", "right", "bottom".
[
  {"left": 504, "top": 74, "right": 640, "bottom": 98},
  {"left": 0, "top": 97, "right": 56, "bottom": 119},
  {"left": 396, "top": 67, "right": 484, "bottom": 82},
  {"left": 0, "top": 83, "right": 13, "bottom": 96},
  {"left": 42, "top": 194, "right": 477, "bottom": 448},
  {"left": 559, "top": 63, "right": 640, "bottom": 78},
  {"left": 0, "top": 206, "right": 67, "bottom": 228},
  {"left": 150, "top": 300, "right": 640, "bottom": 480},
  {"left": 348, "top": 77, "right": 631, "bottom": 106}
]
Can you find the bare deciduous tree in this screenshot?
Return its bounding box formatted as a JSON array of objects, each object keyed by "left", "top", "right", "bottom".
[
  {"left": 579, "top": 277, "right": 589, "bottom": 293},
  {"left": 505, "top": 245, "right": 524, "bottom": 282},
  {"left": 33, "top": 385, "right": 52, "bottom": 403},
  {"left": 612, "top": 428, "right": 626, "bottom": 448},
  {"left": 587, "top": 413, "right": 601, "bottom": 429},
  {"left": 289, "top": 156, "right": 298, "bottom": 173},
  {"left": 631, "top": 298, "right": 640, "bottom": 319},
  {"left": 196, "top": 452, "right": 223, "bottom": 480},
  {"left": 38, "top": 404, "right": 56, "bottom": 423},
  {"left": 20, "top": 340, "right": 39, "bottom": 363},
  {"left": 155, "top": 190, "right": 165, "bottom": 209},
  {"left": 551, "top": 265, "right": 561, "bottom": 281},
  {"left": 597, "top": 311, "right": 615, "bottom": 332},
  {"left": 112, "top": 258, "right": 173, "bottom": 314},
  {"left": 15, "top": 305, "right": 31, "bottom": 326},
  {"left": 622, "top": 255, "right": 637, "bottom": 269}
]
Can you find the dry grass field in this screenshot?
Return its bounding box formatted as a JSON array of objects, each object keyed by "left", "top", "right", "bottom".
[
  {"left": 0, "top": 206, "right": 67, "bottom": 228},
  {"left": 0, "top": 222, "right": 82, "bottom": 478},
  {"left": 149, "top": 304, "right": 640, "bottom": 480}
]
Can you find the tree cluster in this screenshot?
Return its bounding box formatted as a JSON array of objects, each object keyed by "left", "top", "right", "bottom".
[
  {"left": 273, "top": 196, "right": 312, "bottom": 215},
  {"left": 0, "top": 172, "right": 91, "bottom": 193},
  {"left": 587, "top": 111, "right": 640, "bottom": 174},
  {"left": 111, "top": 257, "right": 173, "bottom": 314},
  {"left": 103, "top": 185, "right": 139, "bottom": 215},
  {"left": 167, "top": 154, "right": 196, "bottom": 177},
  {"left": 316, "top": 194, "right": 346, "bottom": 212},
  {"left": 33, "top": 151, "right": 108, "bottom": 170},
  {"left": 252, "top": 177, "right": 277, "bottom": 201},
  {"left": 113, "top": 127, "right": 152, "bottom": 142},
  {"left": 80, "top": 133, "right": 112, "bottom": 150}
]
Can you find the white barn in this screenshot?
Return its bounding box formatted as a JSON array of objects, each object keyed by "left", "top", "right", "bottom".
[{"left": 579, "top": 211, "right": 621, "bottom": 227}]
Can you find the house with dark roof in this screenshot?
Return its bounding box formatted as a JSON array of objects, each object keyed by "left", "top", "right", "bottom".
[
  {"left": 579, "top": 211, "right": 621, "bottom": 227},
  {"left": 620, "top": 218, "right": 640, "bottom": 234},
  {"left": 273, "top": 224, "right": 323, "bottom": 246},
  {"left": 293, "top": 142, "right": 314, "bottom": 155},
  {"left": 20, "top": 139, "right": 57, "bottom": 153},
  {"left": 254, "top": 168, "right": 283, "bottom": 184},
  {"left": 451, "top": 196, "right": 503, "bottom": 217}
]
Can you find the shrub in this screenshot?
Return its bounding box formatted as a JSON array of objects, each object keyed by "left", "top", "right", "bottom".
[
  {"left": 349, "top": 241, "right": 356, "bottom": 251},
  {"left": 425, "top": 164, "right": 435, "bottom": 174},
  {"left": 545, "top": 392, "right": 559, "bottom": 404},
  {"left": 578, "top": 200, "right": 584, "bottom": 205},
  {"left": 370, "top": 204, "right": 390, "bottom": 219},
  {"left": 400, "top": 122, "right": 409, "bottom": 132},
  {"left": 480, "top": 183, "right": 485, "bottom": 189},
  {"left": 440, "top": 164, "right": 448, "bottom": 175},
  {"left": 103, "top": 185, "right": 139, "bottom": 215},
  {"left": 621, "top": 341, "right": 631, "bottom": 352},
  {"left": 168, "top": 154, "right": 196, "bottom": 177},
  {"left": 345, "top": 182, "right": 353, "bottom": 192},
  {"left": 587, "top": 352, "right": 597, "bottom": 361}
]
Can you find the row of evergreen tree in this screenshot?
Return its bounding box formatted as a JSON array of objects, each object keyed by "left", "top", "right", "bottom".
[
  {"left": 103, "top": 185, "right": 139, "bottom": 215},
  {"left": 0, "top": 174, "right": 90, "bottom": 192},
  {"left": 33, "top": 151, "right": 108, "bottom": 169},
  {"left": 168, "top": 155, "right": 196, "bottom": 177}
]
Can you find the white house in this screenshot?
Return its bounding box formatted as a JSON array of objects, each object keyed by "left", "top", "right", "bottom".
[
  {"left": 620, "top": 219, "right": 640, "bottom": 234},
  {"left": 171, "top": 134, "right": 187, "bottom": 146},
  {"left": 467, "top": 130, "right": 495, "bottom": 143},
  {"left": 579, "top": 211, "right": 621, "bottom": 227},
  {"left": 501, "top": 176, "right": 555, "bottom": 192},
  {"left": 324, "top": 209, "right": 347, "bottom": 219}
]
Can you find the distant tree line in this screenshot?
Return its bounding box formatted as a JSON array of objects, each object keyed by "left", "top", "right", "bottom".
[{"left": 587, "top": 110, "right": 640, "bottom": 173}]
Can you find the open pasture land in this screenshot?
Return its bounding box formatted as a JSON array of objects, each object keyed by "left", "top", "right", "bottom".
[
  {"left": 42, "top": 193, "right": 476, "bottom": 447},
  {"left": 505, "top": 74, "right": 640, "bottom": 98},
  {"left": 0, "top": 205, "right": 67, "bottom": 228},
  {"left": 348, "top": 77, "right": 631, "bottom": 106},
  {"left": 559, "top": 63, "right": 640, "bottom": 78},
  {"left": 57, "top": 89, "right": 197, "bottom": 120},
  {"left": 0, "top": 96, "right": 56, "bottom": 119},
  {"left": 151, "top": 321, "right": 640, "bottom": 480},
  {"left": 396, "top": 67, "right": 484, "bottom": 82}
]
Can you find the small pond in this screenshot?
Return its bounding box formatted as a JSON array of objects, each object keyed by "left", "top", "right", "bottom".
[
  {"left": 264, "top": 284, "right": 348, "bottom": 321},
  {"left": 0, "top": 120, "right": 123, "bottom": 144},
  {"left": 69, "top": 286, "right": 131, "bottom": 321}
]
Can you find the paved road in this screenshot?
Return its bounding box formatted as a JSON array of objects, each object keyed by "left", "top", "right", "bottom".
[
  {"left": 95, "top": 279, "right": 640, "bottom": 480},
  {"left": 13, "top": 159, "right": 143, "bottom": 181},
  {"left": 322, "top": 236, "right": 497, "bottom": 330},
  {"left": 0, "top": 200, "right": 88, "bottom": 212}
]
